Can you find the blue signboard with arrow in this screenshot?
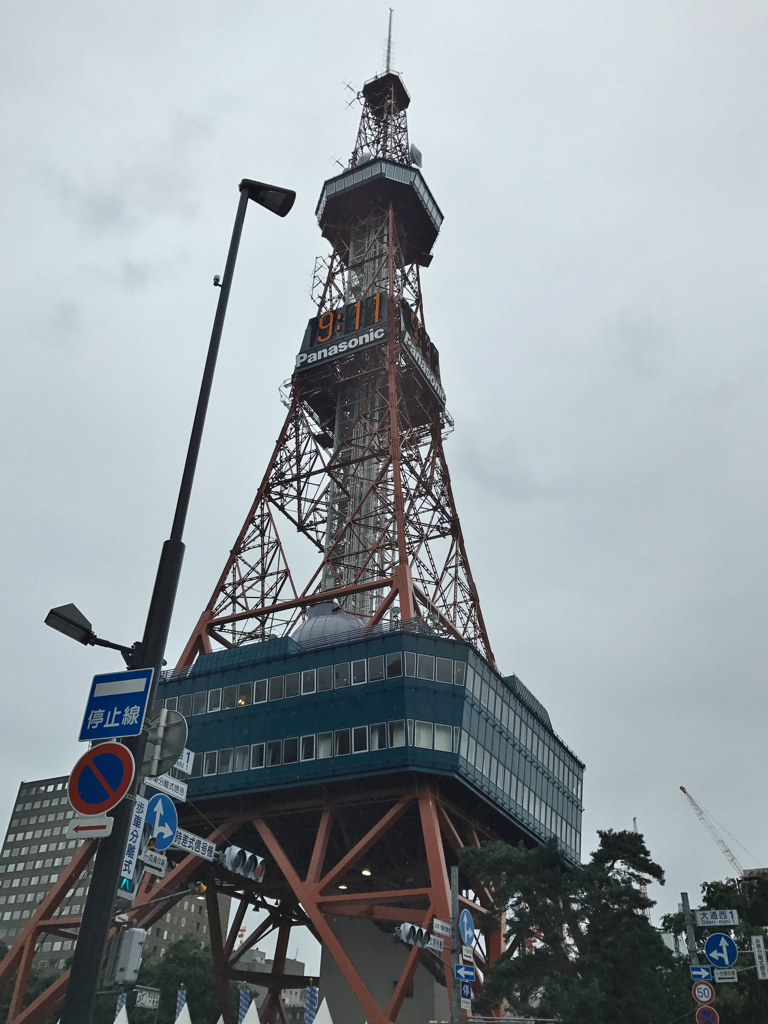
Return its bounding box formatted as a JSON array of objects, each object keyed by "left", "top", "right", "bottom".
[{"left": 146, "top": 792, "right": 177, "bottom": 852}]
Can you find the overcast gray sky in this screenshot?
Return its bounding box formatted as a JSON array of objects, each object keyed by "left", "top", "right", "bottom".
[{"left": 2, "top": 0, "right": 768, "bottom": 972}]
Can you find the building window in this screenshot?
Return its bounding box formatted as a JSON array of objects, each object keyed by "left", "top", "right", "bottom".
[
  {"left": 192, "top": 691, "right": 207, "bottom": 715},
  {"left": 234, "top": 746, "right": 249, "bottom": 772},
  {"left": 301, "top": 670, "right": 316, "bottom": 695},
  {"left": 370, "top": 723, "right": 387, "bottom": 750},
  {"left": 178, "top": 694, "right": 193, "bottom": 717},
  {"left": 415, "top": 722, "right": 433, "bottom": 749},
  {"left": 368, "top": 656, "right": 385, "bottom": 682},
  {"left": 285, "top": 673, "right": 300, "bottom": 698},
  {"left": 435, "top": 658, "right": 453, "bottom": 684},
  {"left": 222, "top": 685, "right": 237, "bottom": 711},
  {"left": 417, "top": 655, "right": 435, "bottom": 681},
  {"left": 254, "top": 679, "right": 267, "bottom": 703},
  {"left": 165, "top": 697, "right": 178, "bottom": 712},
  {"left": 267, "top": 741, "right": 282, "bottom": 767},
  {"left": 301, "top": 735, "right": 315, "bottom": 761},
  {"left": 434, "top": 724, "right": 452, "bottom": 752},
  {"left": 251, "top": 743, "right": 265, "bottom": 769},
  {"left": 208, "top": 688, "right": 222, "bottom": 713},
  {"left": 190, "top": 753, "right": 203, "bottom": 779},
  {"left": 219, "top": 748, "right": 233, "bottom": 774},
  {"left": 386, "top": 652, "right": 402, "bottom": 678},
  {"left": 388, "top": 721, "right": 405, "bottom": 748},
  {"left": 352, "top": 660, "right": 366, "bottom": 685},
  {"left": 334, "top": 729, "right": 350, "bottom": 756},
  {"left": 334, "top": 663, "right": 350, "bottom": 688},
  {"left": 203, "top": 751, "right": 218, "bottom": 776},
  {"left": 269, "top": 676, "right": 284, "bottom": 701},
  {"left": 238, "top": 683, "right": 253, "bottom": 707},
  {"left": 317, "top": 732, "right": 333, "bottom": 759},
  {"left": 454, "top": 662, "right": 466, "bottom": 686},
  {"left": 404, "top": 652, "right": 416, "bottom": 677},
  {"left": 352, "top": 727, "right": 368, "bottom": 753},
  {"left": 318, "top": 666, "right": 333, "bottom": 691},
  {"left": 283, "top": 738, "right": 299, "bottom": 764}
]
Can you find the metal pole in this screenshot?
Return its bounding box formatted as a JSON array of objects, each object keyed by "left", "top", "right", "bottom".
[
  {"left": 451, "top": 865, "right": 460, "bottom": 1024},
  {"left": 681, "top": 892, "right": 700, "bottom": 967},
  {"left": 59, "top": 184, "right": 252, "bottom": 1024}
]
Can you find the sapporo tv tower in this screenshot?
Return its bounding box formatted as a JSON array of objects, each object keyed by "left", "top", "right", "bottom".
[{"left": 0, "top": 33, "right": 584, "bottom": 1024}]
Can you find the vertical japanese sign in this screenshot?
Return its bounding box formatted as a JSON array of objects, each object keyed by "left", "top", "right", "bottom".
[
  {"left": 78, "top": 668, "right": 153, "bottom": 742},
  {"left": 121, "top": 795, "right": 147, "bottom": 881},
  {"left": 752, "top": 935, "right": 768, "bottom": 980}
]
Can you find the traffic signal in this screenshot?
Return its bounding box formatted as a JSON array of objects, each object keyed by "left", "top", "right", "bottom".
[
  {"left": 396, "top": 923, "right": 430, "bottom": 947},
  {"left": 214, "top": 846, "right": 265, "bottom": 882}
]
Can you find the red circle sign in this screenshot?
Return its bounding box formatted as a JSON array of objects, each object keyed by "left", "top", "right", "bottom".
[
  {"left": 696, "top": 1007, "right": 719, "bottom": 1024},
  {"left": 68, "top": 743, "right": 135, "bottom": 816},
  {"left": 692, "top": 981, "right": 715, "bottom": 1006}
]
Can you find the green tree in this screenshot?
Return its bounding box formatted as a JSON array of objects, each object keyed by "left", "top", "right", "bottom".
[
  {"left": 91, "top": 934, "right": 239, "bottom": 1024},
  {"left": 0, "top": 942, "right": 61, "bottom": 1024},
  {"left": 460, "top": 830, "right": 689, "bottom": 1024}
]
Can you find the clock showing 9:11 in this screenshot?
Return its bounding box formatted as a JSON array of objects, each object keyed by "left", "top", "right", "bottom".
[{"left": 295, "top": 291, "right": 388, "bottom": 372}]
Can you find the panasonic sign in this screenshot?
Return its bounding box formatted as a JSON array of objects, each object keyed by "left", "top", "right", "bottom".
[{"left": 295, "top": 327, "right": 387, "bottom": 370}]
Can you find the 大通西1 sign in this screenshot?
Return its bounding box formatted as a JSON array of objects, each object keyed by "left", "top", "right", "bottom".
[
  {"left": 79, "top": 668, "right": 153, "bottom": 742},
  {"left": 174, "top": 748, "right": 195, "bottom": 775},
  {"left": 696, "top": 909, "right": 739, "bottom": 927}
]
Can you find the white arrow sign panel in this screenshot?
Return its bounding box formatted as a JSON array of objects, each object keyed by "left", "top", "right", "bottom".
[{"left": 66, "top": 817, "right": 113, "bottom": 839}]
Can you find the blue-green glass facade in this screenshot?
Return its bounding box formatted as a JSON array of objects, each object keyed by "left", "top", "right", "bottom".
[{"left": 155, "top": 628, "right": 584, "bottom": 862}]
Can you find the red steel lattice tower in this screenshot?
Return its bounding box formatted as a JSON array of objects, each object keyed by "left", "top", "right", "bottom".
[{"left": 178, "top": 67, "right": 494, "bottom": 668}]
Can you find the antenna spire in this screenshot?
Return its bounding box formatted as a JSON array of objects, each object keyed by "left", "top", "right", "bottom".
[{"left": 385, "top": 8, "right": 394, "bottom": 73}]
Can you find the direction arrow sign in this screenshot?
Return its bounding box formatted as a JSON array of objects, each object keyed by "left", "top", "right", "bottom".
[
  {"left": 68, "top": 743, "right": 135, "bottom": 816},
  {"left": 705, "top": 933, "right": 738, "bottom": 968},
  {"left": 692, "top": 981, "right": 716, "bottom": 1005},
  {"left": 79, "top": 668, "right": 153, "bottom": 742},
  {"left": 459, "top": 909, "right": 475, "bottom": 946},
  {"left": 146, "top": 793, "right": 177, "bottom": 852},
  {"left": 713, "top": 969, "right": 737, "bottom": 983},
  {"left": 690, "top": 966, "right": 713, "bottom": 981},
  {"left": 695, "top": 1007, "right": 719, "bottom": 1024},
  {"left": 142, "top": 849, "right": 167, "bottom": 877},
  {"left": 66, "top": 816, "right": 113, "bottom": 839},
  {"left": 454, "top": 964, "right": 476, "bottom": 982}
]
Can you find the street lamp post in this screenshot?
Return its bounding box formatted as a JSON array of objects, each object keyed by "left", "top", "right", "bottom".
[{"left": 57, "top": 179, "right": 295, "bottom": 1024}]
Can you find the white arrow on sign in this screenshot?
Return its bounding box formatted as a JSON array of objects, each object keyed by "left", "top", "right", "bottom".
[
  {"left": 454, "top": 965, "right": 476, "bottom": 981},
  {"left": 153, "top": 801, "right": 174, "bottom": 840}
]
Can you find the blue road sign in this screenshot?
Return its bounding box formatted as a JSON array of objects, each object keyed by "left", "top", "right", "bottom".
[
  {"left": 461, "top": 981, "right": 472, "bottom": 1000},
  {"left": 705, "top": 932, "right": 738, "bottom": 968},
  {"left": 146, "top": 793, "right": 177, "bottom": 852},
  {"left": 459, "top": 909, "right": 475, "bottom": 946},
  {"left": 454, "top": 964, "right": 476, "bottom": 982},
  {"left": 690, "top": 965, "right": 713, "bottom": 981},
  {"left": 79, "top": 668, "right": 153, "bottom": 742}
]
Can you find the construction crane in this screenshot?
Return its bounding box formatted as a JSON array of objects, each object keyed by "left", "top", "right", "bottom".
[{"left": 679, "top": 786, "right": 768, "bottom": 880}]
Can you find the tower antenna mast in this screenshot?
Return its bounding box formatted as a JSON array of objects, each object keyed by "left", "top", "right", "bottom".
[{"left": 385, "top": 8, "right": 394, "bottom": 73}]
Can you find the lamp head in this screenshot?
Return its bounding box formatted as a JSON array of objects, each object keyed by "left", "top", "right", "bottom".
[
  {"left": 44, "top": 603, "right": 95, "bottom": 645},
  {"left": 240, "top": 179, "right": 296, "bottom": 217}
]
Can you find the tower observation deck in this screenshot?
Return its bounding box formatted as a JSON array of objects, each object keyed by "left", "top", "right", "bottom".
[{"left": 159, "top": 63, "right": 583, "bottom": 1024}]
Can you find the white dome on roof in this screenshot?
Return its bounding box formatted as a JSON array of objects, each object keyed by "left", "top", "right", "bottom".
[{"left": 291, "top": 600, "right": 366, "bottom": 645}]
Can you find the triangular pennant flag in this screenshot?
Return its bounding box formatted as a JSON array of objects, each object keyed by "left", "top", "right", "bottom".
[
  {"left": 175, "top": 1005, "right": 193, "bottom": 1024},
  {"left": 241, "top": 1002, "right": 260, "bottom": 1023},
  {"left": 114, "top": 1008, "right": 129, "bottom": 1024},
  {"left": 314, "top": 998, "right": 334, "bottom": 1024}
]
